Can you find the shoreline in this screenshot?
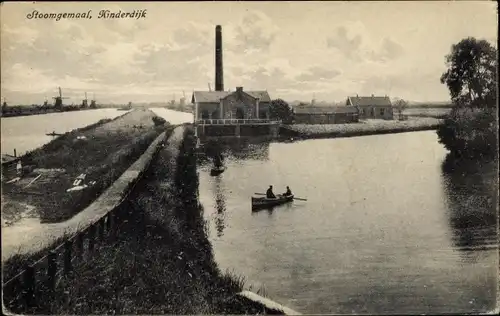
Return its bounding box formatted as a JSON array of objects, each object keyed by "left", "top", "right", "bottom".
[
  {"left": 280, "top": 118, "right": 442, "bottom": 141},
  {"left": 1, "top": 108, "right": 133, "bottom": 160},
  {"left": 0, "top": 106, "right": 102, "bottom": 119},
  {"left": 280, "top": 124, "right": 440, "bottom": 141},
  {"left": 1, "top": 126, "right": 172, "bottom": 263},
  {"left": 1, "top": 109, "right": 166, "bottom": 226}
]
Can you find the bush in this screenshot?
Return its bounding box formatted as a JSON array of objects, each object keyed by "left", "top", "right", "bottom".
[
  {"left": 152, "top": 116, "right": 167, "bottom": 126},
  {"left": 437, "top": 107, "right": 497, "bottom": 159},
  {"left": 269, "top": 99, "right": 294, "bottom": 124}
]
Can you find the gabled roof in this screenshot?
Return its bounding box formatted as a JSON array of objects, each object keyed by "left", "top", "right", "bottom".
[
  {"left": 192, "top": 90, "right": 271, "bottom": 104},
  {"left": 348, "top": 96, "right": 392, "bottom": 107},
  {"left": 244, "top": 91, "right": 271, "bottom": 102},
  {"left": 293, "top": 106, "right": 358, "bottom": 114},
  {"left": 192, "top": 91, "right": 229, "bottom": 103}
]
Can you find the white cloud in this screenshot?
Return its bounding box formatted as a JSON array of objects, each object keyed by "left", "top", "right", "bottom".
[{"left": 1, "top": 1, "right": 497, "bottom": 104}]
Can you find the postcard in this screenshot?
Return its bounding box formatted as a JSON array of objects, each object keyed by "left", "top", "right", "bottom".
[{"left": 1, "top": 1, "right": 498, "bottom": 315}]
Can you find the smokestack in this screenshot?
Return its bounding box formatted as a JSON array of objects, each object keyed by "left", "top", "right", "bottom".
[{"left": 215, "top": 25, "right": 224, "bottom": 91}]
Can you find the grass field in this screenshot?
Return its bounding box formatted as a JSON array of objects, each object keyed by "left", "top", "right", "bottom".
[{"left": 1, "top": 109, "right": 166, "bottom": 223}]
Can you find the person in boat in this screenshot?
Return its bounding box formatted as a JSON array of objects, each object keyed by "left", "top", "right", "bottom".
[
  {"left": 283, "top": 186, "right": 292, "bottom": 197},
  {"left": 266, "top": 185, "right": 276, "bottom": 199},
  {"left": 16, "top": 160, "right": 22, "bottom": 176},
  {"left": 213, "top": 153, "right": 224, "bottom": 169}
]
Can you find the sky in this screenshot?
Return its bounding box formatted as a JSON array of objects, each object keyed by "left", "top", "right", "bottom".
[{"left": 1, "top": 1, "right": 497, "bottom": 105}]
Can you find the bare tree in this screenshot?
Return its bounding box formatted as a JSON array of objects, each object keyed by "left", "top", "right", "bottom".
[{"left": 394, "top": 99, "right": 408, "bottom": 120}]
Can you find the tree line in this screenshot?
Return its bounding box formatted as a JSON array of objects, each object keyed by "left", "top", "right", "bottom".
[{"left": 437, "top": 37, "right": 497, "bottom": 159}]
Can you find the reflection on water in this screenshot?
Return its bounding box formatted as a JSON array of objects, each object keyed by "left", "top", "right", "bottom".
[
  {"left": 199, "top": 131, "right": 498, "bottom": 314},
  {"left": 199, "top": 139, "right": 270, "bottom": 165},
  {"left": 212, "top": 176, "right": 226, "bottom": 237},
  {"left": 441, "top": 153, "right": 498, "bottom": 259}
]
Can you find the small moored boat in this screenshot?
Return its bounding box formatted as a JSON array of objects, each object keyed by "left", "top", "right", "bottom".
[
  {"left": 251, "top": 194, "right": 294, "bottom": 210},
  {"left": 46, "top": 131, "right": 64, "bottom": 137},
  {"left": 210, "top": 166, "right": 226, "bottom": 176}
]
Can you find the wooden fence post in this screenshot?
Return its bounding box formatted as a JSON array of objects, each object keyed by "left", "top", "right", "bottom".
[
  {"left": 99, "top": 218, "right": 105, "bottom": 239},
  {"left": 88, "top": 225, "right": 95, "bottom": 252},
  {"left": 47, "top": 250, "right": 57, "bottom": 292},
  {"left": 23, "top": 265, "right": 35, "bottom": 309},
  {"left": 75, "top": 233, "right": 84, "bottom": 259},
  {"left": 106, "top": 213, "right": 112, "bottom": 233},
  {"left": 64, "top": 240, "right": 73, "bottom": 274},
  {"left": 113, "top": 207, "right": 121, "bottom": 224}
]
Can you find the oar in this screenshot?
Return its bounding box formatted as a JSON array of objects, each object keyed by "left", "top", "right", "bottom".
[{"left": 254, "top": 193, "right": 307, "bottom": 201}]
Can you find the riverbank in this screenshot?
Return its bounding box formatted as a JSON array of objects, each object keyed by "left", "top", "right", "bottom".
[
  {"left": 3, "top": 126, "right": 285, "bottom": 314},
  {"left": 1, "top": 109, "right": 164, "bottom": 224},
  {"left": 1, "top": 125, "right": 172, "bottom": 263},
  {"left": 281, "top": 117, "right": 442, "bottom": 140}
]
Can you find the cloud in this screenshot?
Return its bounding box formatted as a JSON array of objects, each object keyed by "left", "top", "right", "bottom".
[
  {"left": 2, "top": 21, "right": 105, "bottom": 81},
  {"left": 228, "top": 11, "right": 279, "bottom": 54},
  {"left": 368, "top": 38, "right": 405, "bottom": 62},
  {"left": 360, "top": 70, "right": 441, "bottom": 100},
  {"left": 326, "top": 26, "right": 363, "bottom": 60},
  {"left": 1, "top": 2, "right": 496, "bottom": 104},
  {"left": 296, "top": 66, "right": 341, "bottom": 82},
  {"left": 327, "top": 25, "right": 405, "bottom": 64}
]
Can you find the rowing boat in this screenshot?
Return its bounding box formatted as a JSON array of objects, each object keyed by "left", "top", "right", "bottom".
[
  {"left": 251, "top": 194, "right": 294, "bottom": 210},
  {"left": 46, "top": 131, "right": 64, "bottom": 137},
  {"left": 210, "top": 166, "right": 226, "bottom": 176}
]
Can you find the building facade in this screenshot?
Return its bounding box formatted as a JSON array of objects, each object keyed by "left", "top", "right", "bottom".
[
  {"left": 293, "top": 106, "right": 359, "bottom": 124},
  {"left": 192, "top": 87, "right": 271, "bottom": 121},
  {"left": 346, "top": 95, "right": 394, "bottom": 120}
]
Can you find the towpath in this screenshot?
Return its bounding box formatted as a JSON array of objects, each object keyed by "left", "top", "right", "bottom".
[{"left": 1, "top": 125, "right": 186, "bottom": 262}]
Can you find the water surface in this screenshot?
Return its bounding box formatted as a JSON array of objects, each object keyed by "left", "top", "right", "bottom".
[
  {"left": 1, "top": 109, "right": 130, "bottom": 156},
  {"left": 199, "top": 131, "right": 498, "bottom": 314}
]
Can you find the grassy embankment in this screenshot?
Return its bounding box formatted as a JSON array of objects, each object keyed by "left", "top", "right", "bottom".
[
  {"left": 4, "top": 126, "right": 282, "bottom": 314},
  {"left": 282, "top": 117, "right": 442, "bottom": 139},
  {"left": 1, "top": 109, "right": 165, "bottom": 223}
]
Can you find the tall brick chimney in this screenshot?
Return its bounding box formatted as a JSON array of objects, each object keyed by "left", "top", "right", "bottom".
[{"left": 215, "top": 25, "right": 224, "bottom": 91}]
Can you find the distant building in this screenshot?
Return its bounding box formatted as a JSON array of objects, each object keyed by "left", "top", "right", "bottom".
[
  {"left": 346, "top": 95, "right": 394, "bottom": 120},
  {"left": 192, "top": 87, "right": 272, "bottom": 121},
  {"left": 293, "top": 106, "right": 359, "bottom": 124}
]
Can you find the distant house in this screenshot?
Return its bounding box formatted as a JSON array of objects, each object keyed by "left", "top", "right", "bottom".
[
  {"left": 192, "top": 87, "right": 271, "bottom": 121},
  {"left": 346, "top": 95, "right": 394, "bottom": 120},
  {"left": 293, "top": 106, "right": 359, "bottom": 124}
]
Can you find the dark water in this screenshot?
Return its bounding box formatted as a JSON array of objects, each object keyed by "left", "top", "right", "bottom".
[{"left": 198, "top": 131, "right": 498, "bottom": 314}]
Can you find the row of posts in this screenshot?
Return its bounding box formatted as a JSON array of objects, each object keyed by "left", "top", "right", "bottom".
[
  {"left": 8, "top": 134, "right": 165, "bottom": 312},
  {"left": 15, "top": 208, "right": 120, "bottom": 311}
]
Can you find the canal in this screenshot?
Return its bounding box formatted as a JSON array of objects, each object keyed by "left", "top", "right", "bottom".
[
  {"left": 198, "top": 131, "right": 498, "bottom": 314},
  {"left": 0, "top": 108, "right": 192, "bottom": 260},
  {"left": 1, "top": 108, "right": 132, "bottom": 156}
]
